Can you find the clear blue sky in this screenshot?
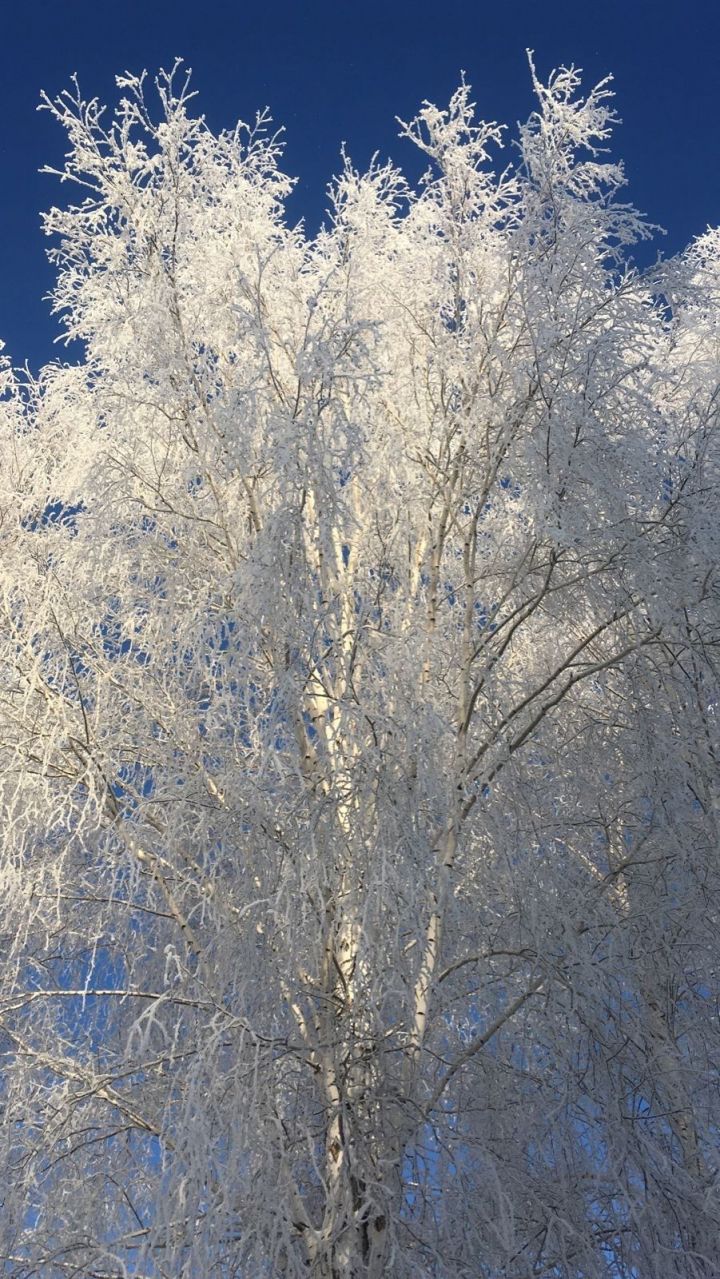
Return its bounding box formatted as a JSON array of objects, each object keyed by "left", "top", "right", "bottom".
[{"left": 2, "top": 0, "right": 718, "bottom": 370}]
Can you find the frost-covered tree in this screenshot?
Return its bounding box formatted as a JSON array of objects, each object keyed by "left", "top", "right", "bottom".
[{"left": 0, "top": 59, "right": 718, "bottom": 1278}]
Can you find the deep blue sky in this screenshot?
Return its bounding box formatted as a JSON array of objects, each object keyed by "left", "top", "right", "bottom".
[{"left": 1, "top": 0, "right": 718, "bottom": 371}]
